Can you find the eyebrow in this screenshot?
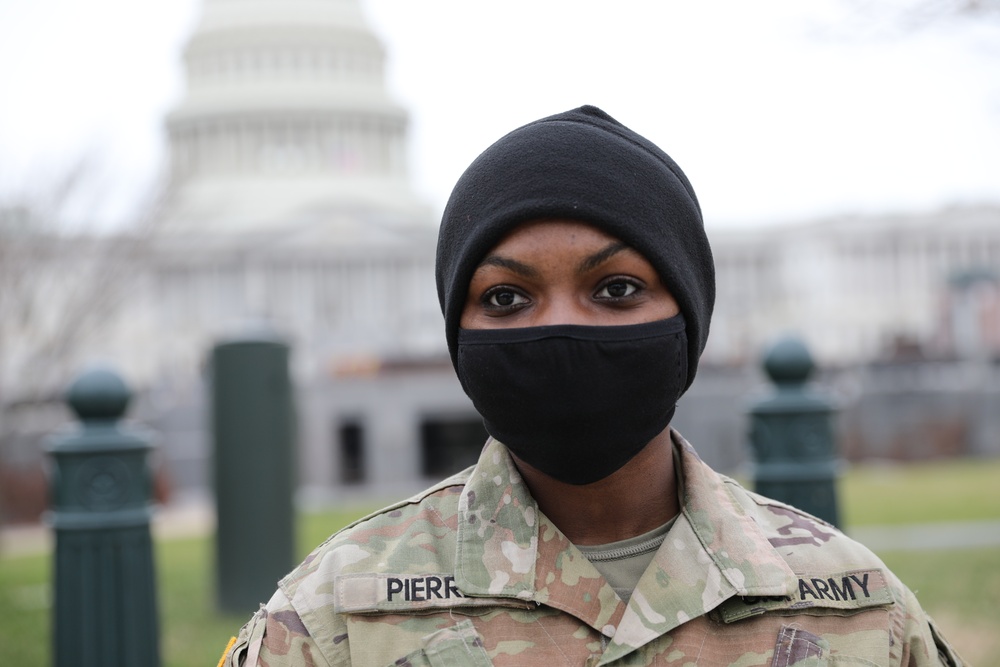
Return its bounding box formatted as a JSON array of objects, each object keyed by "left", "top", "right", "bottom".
[
  {"left": 577, "top": 242, "right": 630, "bottom": 273},
  {"left": 477, "top": 255, "right": 540, "bottom": 278},
  {"left": 477, "top": 241, "right": 632, "bottom": 278}
]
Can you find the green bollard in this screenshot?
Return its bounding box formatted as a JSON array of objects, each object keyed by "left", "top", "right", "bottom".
[
  {"left": 748, "top": 337, "right": 842, "bottom": 528},
  {"left": 47, "top": 367, "right": 160, "bottom": 667},
  {"left": 211, "top": 336, "right": 296, "bottom": 614}
]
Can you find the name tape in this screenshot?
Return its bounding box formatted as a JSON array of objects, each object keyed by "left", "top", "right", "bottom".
[
  {"left": 718, "top": 569, "right": 892, "bottom": 623},
  {"left": 334, "top": 573, "right": 529, "bottom": 614},
  {"left": 388, "top": 575, "right": 464, "bottom": 602}
]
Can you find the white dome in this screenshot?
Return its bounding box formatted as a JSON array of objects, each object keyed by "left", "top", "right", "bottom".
[{"left": 161, "top": 0, "right": 430, "bottom": 238}]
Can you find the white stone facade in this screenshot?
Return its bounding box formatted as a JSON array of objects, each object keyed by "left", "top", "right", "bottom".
[{"left": 706, "top": 205, "right": 1000, "bottom": 367}]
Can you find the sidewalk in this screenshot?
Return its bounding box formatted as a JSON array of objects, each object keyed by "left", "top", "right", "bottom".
[
  {"left": 848, "top": 520, "right": 1000, "bottom": 552},
  {"left": 3, "top": 500, "right": 999, "bottom": 559},
  {"left": 0, "top": 499, "right": 215, "bottom": 558}
]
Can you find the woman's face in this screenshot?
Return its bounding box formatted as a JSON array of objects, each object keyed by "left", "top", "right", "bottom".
[{"left": 461, "top": 219, "right": 679, "bottom": 329}]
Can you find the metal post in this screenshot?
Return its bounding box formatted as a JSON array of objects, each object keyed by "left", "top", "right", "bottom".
[
  {"left": 47, "top": 367, "right": 160, "bottom": 667},
  {"left": 211, "top": 336, "right": 296, "bottom": 613},
  {"left": 748, "top": 337, "right": 842, "bottom": 528}
]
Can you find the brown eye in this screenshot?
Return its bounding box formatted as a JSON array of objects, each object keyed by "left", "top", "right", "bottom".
[
  {"left": 492, "top": 291, "right": 516, "bottom": 306},
  {"left": 483, "top": 287, "right": 529, "bottom": 311},
  {"left": 595, "top": 280, "right": 638, "bottom": 300}
]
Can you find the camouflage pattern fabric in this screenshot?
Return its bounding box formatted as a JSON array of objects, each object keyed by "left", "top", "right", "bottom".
[{"left": 225, "top": 431, "right": 966, "bottom": 666}]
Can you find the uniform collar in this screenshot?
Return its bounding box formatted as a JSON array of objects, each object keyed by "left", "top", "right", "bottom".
[
  {"left": 455, "top": 432, "right": 798, "bottom": 660},
  {"left": 454, "top": 438, "right": 540, "bottom": 600},
  {"left": 673, "top": 430, "right": 798, "bottom": 598},
  {"left": 599, "top": 431, "right": 799, "bottom": 661}
]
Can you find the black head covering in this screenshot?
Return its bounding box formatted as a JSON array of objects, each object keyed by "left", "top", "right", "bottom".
[{"left": 436, "top": 105, "right": 715, "bottom": 391}]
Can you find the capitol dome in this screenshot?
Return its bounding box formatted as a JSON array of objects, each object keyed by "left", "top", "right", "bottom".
[{"left": 162, "top": 0, "right": 430, "bottom": 240}]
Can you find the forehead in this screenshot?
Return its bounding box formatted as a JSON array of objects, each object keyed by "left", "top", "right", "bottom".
[{"left": 486, "top": 219, "right": 626, "bottom": 255}]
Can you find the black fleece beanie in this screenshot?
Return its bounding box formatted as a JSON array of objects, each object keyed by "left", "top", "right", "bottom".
[{"left": 436, "top": 105, "right": 715, "bottom": 391}]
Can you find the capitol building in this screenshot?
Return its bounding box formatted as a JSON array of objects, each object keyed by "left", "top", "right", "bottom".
[{"left": 136, "top": 2, "right": 1000, "bottom": 380}]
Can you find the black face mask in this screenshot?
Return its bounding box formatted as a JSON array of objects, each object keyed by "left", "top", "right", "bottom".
[{"left": 456, "top": 315, "right": 688, "bottom": 485}]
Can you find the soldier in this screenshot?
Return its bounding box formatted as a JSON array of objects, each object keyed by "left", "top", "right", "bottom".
[{"left": 222, "top": 106, "right": 965, "bottom": 666}]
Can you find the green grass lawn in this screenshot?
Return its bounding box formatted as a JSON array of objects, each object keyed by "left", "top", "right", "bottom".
[
  {"left": 840, "top": 457, "right": 1000, "bottom": 527},
  {"left": 163, "top": 507, "right": 388, "bottom": 666},
  {"left": 2, "top": 459, "right": 998, "bottom": 666}
]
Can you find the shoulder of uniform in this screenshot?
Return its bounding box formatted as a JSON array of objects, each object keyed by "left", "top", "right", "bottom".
[
  {"left": 720, "top": 475, "right": 887, "bottom": 573},
  {"left": 332, "top": 465, "right": 473, "bottom": 540},
  {"left": 279, "top": 466, "right": 471, "bottom": 596},
  {"left": 271, "top": 471, "right": 471, "bottom": 656}
]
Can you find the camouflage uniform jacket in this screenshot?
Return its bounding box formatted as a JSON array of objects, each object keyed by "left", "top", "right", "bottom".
[{"left": 227, "top": 431, "right": 964, "bottom": 666}]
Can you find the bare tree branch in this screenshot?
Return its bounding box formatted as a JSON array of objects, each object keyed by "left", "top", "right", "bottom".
[{"left": 0, "top": 156, "right": 166, "bottom": 408}]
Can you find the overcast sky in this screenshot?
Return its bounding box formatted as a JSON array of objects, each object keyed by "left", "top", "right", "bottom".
[{"left": 0, "top": 0, "right": 998, "bottom": 229}]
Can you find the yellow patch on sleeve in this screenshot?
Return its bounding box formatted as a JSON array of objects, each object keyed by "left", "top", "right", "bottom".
[{"left": 217, "top": 636, "right": 237, "bottom": 667}]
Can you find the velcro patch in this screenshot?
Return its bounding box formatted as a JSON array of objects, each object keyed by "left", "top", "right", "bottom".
[
  {"left": 718, "top": 569, "right": 892, "bottom": 623},
  {"left": 334, "top": 573, "right": 533, "bottom": 614}
]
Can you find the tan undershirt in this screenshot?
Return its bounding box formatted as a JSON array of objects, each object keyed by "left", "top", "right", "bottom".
[{"left": 576, "top": 515, "right": 678, "bottom": 604}]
